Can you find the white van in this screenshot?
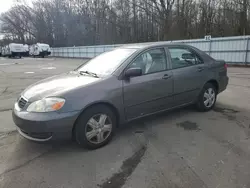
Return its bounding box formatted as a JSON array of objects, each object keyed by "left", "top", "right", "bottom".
[
  {"left": 23, "top": 44, "right": 29, "bottom": 57},
  {"left": 2, "top": 43, "right": 25, "bottom": 58},
  {"left": 29, "top": 43, "right": 51, "bottom": 57}
]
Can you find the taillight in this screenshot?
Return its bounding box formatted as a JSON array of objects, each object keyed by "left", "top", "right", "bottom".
[{"left": 224, "top": 63, "right": 228, "bottom": 69}]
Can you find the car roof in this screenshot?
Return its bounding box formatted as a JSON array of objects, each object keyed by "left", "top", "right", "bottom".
[{"left": 119, "top": 42, "right": 191, "bottom": 50}]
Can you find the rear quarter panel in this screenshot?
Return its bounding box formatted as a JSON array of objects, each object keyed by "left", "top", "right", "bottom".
[
  {"left": 209, "top": 60, "right": 228, "bottom": 93},
  {"left": 191, "top": 47, "right": 227, "bottom": 93}
]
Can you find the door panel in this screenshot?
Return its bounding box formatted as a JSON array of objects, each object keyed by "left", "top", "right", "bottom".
[
  {"left": 123, "top": 71, "right": 173, "bottom": 120},
  {"left": 168, "top": 47, "right": 208, "bottom": 106},
  {"left": 172, "top": 65, "right": 207, "bottom": 105},
  {"left": 122, "top": 47, "right": 173, "bottom": 120}
]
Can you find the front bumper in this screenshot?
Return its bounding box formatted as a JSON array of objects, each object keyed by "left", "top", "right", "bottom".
[
  {"left": 16, "top": 127, "right": 53, "bottom": 142},
  {"left": 12, "top": 105, "right": 80, "bottom": 142}
]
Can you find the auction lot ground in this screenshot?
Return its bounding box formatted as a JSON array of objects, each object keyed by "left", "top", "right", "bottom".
[{"left": 0, "top": 57, "right": 250, "bottom": 188}]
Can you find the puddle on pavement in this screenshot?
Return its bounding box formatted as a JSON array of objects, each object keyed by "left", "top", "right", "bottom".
[
  {"left": 213, "top": 106, "right": 239, "bottom": 114},
  {"left": 98, "top": 145, "right": 147, "bottom": 188},
  {"left": 213, "top": 106, "right": 241, "bottom": 122},
  {"left": 134, "top": 130, "right": 144, "bottom": 134},
  {"left": 177, "top": 121, "right": 200, "bottom": 131}
]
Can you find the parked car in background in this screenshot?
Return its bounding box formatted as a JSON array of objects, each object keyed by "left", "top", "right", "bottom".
[
  {"left": 29, "top": 43, "right": 51, "bottom": 58},
  {"left": 2, "top": 43, "right": 25, "bottom": 58},
  {"left": 12, "top": 43, "right": 228, "bottom": 149}
]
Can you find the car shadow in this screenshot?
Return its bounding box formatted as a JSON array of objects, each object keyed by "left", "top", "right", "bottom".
[
  {"left": 48, "top": 106, "right": 197, "bottom": 149},
  {"left": 116, "top": 105, "right": 195, "bottom": 133},
  {"left": 35, "top": 105, "right": 197, "bottom": 152},
  {"left": 5, "top": 105, "right": 198, "bottom": 159},
  {"left": 0, "top": 105, "right": 215, "bottom": 180},
  {"left": 13, "top": 101, "right": 243, "bottom": 157}
]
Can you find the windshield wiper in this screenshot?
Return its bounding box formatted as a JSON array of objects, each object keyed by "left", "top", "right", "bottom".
[{"left": 79, "top": 71, "right": 99, "bottom": 78}]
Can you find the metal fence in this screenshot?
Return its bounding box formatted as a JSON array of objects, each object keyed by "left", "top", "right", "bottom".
[
  {"left": 51, "top": 44, "right": 121, "bottom": 59},
  {"left": 51, "top": 35, "right": 250, "bottom": 64}
]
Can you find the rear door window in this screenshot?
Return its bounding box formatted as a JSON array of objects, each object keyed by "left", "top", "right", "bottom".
[{"left": 168, "top": 48, "right": 203, "bottom": 69}]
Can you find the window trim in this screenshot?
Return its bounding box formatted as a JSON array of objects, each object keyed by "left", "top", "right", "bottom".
[
  {"left": 167, "top": 46, "right": 204, "bottom": 70},
  {"left": 123, "top": 47, "right": 169, "bottom": 77}
]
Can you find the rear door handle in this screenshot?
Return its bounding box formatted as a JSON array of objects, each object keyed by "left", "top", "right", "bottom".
[
  {"left": 162, "top": 74, "right": 172, "bottom": 80},
  {"left": 197, "top": 67, "right": 205, "bottom": 72}
]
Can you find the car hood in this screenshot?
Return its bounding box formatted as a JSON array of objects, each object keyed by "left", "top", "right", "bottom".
[{"left": 22, "top": 72, "right": 100, "bottom": 101}]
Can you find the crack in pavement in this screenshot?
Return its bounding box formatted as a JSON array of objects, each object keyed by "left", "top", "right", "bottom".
[
  {"left": 98, "top": 145, "right": 147, "bottom": 188},
  {"left": 0, "top": 70, "right": 6, "bottom": 74},
  {"left": 0, "top": 108, "right": 12, "bottom": 112},
  {"left": 229, "top": 84, "right": 250, "bottom": 88},
  {"left": 0, "top": 148, "right": 53, "bottom": 177},
  {"left": 1, "top": 87, "right": 8, "bottom": 95},
  {"left": 213, "top": 106, "right": 239, "bottom": 114},
  {"left": 213, "top": 106, "right": 250, "bottom": 129},
  {"left": 0, "top": 130, "right": 17, "bottom": 137},
  {"left": 0, "top": 131, "right": 18, "bottom": 148}
]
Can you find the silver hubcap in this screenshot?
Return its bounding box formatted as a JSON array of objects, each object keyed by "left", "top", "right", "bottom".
[
  {"left": 204, "top": 88, "right": 215, "bottom": 108},
  {"left": 85, "top": 114, "right": 112, "bottom": 144}
]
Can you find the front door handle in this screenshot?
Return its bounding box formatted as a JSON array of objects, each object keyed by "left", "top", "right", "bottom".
[
  {"left": 162, "top": 74, "right": 172, "bottom": 80},
  {"left": 197, "top": 67, "right": 205, "bottom": 72}
]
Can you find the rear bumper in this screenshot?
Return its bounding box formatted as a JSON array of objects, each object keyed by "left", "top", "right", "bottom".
[
  {"left": 39, "top": 51, "right": 51, "bottom": 56},
  {"left": 21, "top": 52, "right": 29, "bottom": 57},
  {"left": 11, "top": 52, "right": 22, "bottom": 57},
  {"left": 12, "top": 106, "right": 80, "bottom": 142},
  {"left": 218, "top": 76, "right": 229, "bottom": 93}
]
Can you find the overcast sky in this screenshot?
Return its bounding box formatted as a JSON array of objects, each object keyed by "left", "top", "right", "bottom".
[
  {"left": 0, "top": 0, "right": 32, "bottom": 14},
  {"left": 0, "top": 0, "right": 15, "bottom": 14}
]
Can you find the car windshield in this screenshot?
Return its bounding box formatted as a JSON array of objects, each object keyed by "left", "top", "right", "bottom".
[{"left": 77, "top": 48, "right": 137, "bottom": 77}]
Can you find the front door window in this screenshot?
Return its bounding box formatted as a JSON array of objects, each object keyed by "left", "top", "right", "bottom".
[{"left": 128, "top": 48, "right": 168, "bottom": 74}]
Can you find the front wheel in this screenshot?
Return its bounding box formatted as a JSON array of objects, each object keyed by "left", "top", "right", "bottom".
[
  {"left": 74, "top": 105, "right": 116, "bottom": 149},
  {"left": 196, "top": 83, "right": 217, "bottom": 112}
]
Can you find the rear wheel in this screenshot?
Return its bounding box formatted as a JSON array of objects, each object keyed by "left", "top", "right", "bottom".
[
  {"left": 74, "top": 105, "right": 116, "bottom": 149},
  {"left": 196, "top": 83, "right": 217, "bottom": 112}
]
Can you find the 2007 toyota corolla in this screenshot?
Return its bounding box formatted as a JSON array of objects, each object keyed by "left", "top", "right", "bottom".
[{"left": 12, "top": 43, "right": 228, "bottom": 149}]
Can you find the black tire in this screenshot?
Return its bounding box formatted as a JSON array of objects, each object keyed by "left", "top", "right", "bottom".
[
  {"left": 196, "top": 83, "right": 217, "bottom": 112},
  {"left": 74, "top": 105, "right": 117, "bottom": 149}
]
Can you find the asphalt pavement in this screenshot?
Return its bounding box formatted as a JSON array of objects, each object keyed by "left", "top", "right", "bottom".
[{"left": 0, "top": 57, "right": 250, "bottom": 188}]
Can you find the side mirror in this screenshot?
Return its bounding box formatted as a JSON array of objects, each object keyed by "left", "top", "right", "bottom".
[
  {"left": 182, "top": 53, "right": 194, "bottom": 60},
  {"left": 125, "top": 67, "right": 142, "bottom": 78}
]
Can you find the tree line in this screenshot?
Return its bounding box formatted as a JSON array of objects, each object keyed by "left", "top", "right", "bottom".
[{"left": 0, "top": 0, "right": 249, "bottom": 47}]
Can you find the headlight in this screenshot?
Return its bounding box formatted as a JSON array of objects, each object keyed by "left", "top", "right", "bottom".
[{"left": 27, "top": 97, "right": 65, "bottom": 112}]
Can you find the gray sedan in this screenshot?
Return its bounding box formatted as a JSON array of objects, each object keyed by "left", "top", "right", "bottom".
[{"left": 12, "top": 43, "right": 228, "bottom": 149}]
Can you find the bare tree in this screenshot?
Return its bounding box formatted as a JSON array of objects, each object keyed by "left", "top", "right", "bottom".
[{"left": 0, "top": 0, "right": 249, "bottom": 46}]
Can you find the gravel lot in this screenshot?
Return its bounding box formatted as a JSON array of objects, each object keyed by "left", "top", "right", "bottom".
[{"left": 0, "top": 57, "right": 250, "bottom": 188}]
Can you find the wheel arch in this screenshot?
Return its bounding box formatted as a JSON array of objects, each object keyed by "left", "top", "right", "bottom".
[
  {"left": 72, "top": 101, "right": 120, "bottom": 138},
  {"left": 206, "top": 79, "right": 219, "bottom": 93}
]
